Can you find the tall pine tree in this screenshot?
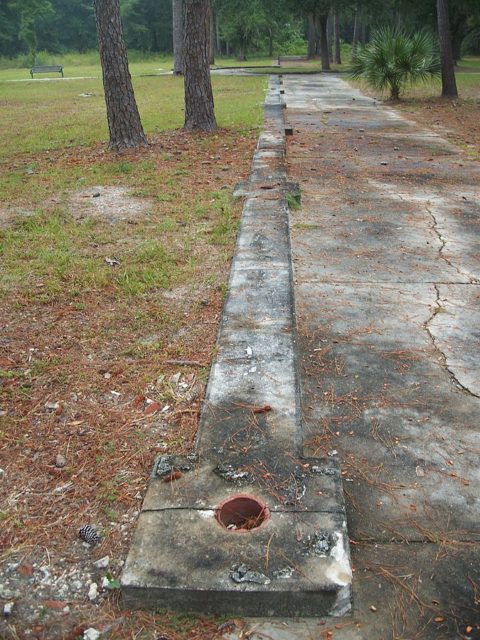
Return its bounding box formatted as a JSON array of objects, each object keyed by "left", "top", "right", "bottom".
[{"left": 93, "top": 0, "right": 147, "bottom": 150}]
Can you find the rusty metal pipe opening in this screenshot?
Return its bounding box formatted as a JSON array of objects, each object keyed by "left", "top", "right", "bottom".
[{"left": 216, "top": 495, "right": 270, "bottom": 533}]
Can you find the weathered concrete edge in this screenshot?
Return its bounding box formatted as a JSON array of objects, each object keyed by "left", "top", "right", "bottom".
[
  {"left": 195, "top": 75, "right": 302, "bottom": 453},
  {"left": 121, "top": 76, "right": 352, "bottom": 617}
]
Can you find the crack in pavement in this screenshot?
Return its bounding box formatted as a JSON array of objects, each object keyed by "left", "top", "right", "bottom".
[
  {"left": 424, "top": 202, "right": 480, "bottom": 284},
  {"left": 424, "top": 284, "right": 480, "bottom": 399}
]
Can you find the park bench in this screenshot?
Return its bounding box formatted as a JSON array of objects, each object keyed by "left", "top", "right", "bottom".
[{"left": 30, "top": 65, "right": 64, "bottom": 78}]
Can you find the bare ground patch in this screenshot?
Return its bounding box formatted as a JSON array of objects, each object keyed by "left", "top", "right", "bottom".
[{"left": 69, "top": 186, "right": 152, "bottom": 224}]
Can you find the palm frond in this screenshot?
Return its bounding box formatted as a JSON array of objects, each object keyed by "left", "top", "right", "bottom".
[{"left": 349, "top": 26, "right": 441, "bottom": 99}]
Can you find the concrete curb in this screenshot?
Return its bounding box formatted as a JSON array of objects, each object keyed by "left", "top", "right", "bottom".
[{"left": 121, "top": 76, "right": 352, "bottom": 618}]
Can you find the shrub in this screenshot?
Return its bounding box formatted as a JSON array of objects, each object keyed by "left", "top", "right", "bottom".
[{"left": 350, "top": 27, "right": 440, "bottom": 100}]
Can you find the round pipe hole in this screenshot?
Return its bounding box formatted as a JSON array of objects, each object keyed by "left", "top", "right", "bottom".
[{"left": 216, "top": 495, "right": 270, "bottom": 532}]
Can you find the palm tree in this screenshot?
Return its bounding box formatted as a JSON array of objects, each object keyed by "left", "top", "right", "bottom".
[{"left": 350, "top": 27, "right": 441, "bottom": 101}]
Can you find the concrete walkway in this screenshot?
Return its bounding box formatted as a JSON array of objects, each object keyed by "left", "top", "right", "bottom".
[{"left": 233, "top": 75, "right": 480, "bottom": 639}]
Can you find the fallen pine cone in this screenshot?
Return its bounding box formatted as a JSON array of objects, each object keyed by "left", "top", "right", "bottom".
[{"left": 79, "top": 525, "right": 102, "bottom": 545}]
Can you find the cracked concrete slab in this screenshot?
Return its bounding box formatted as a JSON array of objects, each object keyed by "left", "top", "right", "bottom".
[
  {"left": 280, "top": 74, "right": 479, "bottom": 638},
  {"left": 429, "top": 284, "right": 480, "bottom": 397},
  {"left": 122, "top": 72, "right": 478, "bottom": 635}
]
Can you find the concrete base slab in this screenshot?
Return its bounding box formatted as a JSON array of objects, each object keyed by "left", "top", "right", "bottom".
[
  {"left": 122, "top": 508, "right": 350, "bottom": 617},
  {"left": 142, "top": 458, "right": 345, "bottom": 514}
]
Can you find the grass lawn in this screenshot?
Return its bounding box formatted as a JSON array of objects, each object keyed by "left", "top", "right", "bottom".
[
  {"left": 0, "top": 74, "right": 264, "bottom": 161},
  {"left": 0, "top": 52, "right": 281, "bottom": 81},
  {"left": 457, "top": 57, "right": 480, "bottom": 71},
  {"left": 0, "top": 59, "right": 266, "bottom": 640}
]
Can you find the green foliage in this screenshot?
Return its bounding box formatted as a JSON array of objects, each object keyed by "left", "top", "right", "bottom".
[
  {"left": 462, "top": 13, "right": 480, "bottom": 55},
  {"left": 9, "top": 0, "right": 54, "bottom": 63},
  {"left": 216, "top": 0, "right": 267, "bottom": 60},
  {"left": 121, "top": 0, "right": 172, "bottom": 52},
  {"left": 0, "top": 1, "right": 21, "bottom": 57},
  {"left": 35, "top": 0, "right": 96, "bottom": 54},
  {"left": 350, "top": 27, "right": 441, "bottom": 100},
  {"left": 0, "top": 0, "right": 479, "bottom": 63}
]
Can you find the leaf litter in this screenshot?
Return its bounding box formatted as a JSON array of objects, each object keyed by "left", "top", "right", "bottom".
[{"left": 0, "top": 128, "right": 257, "bottom": 639}]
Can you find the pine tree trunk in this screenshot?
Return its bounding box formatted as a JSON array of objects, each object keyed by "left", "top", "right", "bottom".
[
  {"left": 172, "top": 0, "right": 184, "bottom": 75},
  {"left": 207, "top": 0, "right": 215, "bottom": 65},
  {"left": 436, "top": 0, "right": 458, "bottom": 97},
  {"left": 352, "top": 10, "right": 358, "bottom": 55},
  {"left": 334, "top": 10, "right": 341, "bottom": 64},
  {"left": 215, "top": 16, "right": 222, "bottom": 55},
  {"left": 183, "top": 0, "right": 217, "bottom": 131},
  {"left": 317, "top": 13, "right": 330, "bottom": 71},
  {"left": 327, "top": 13, "right": 333, "bottom": 63},
  {"left": 315, "top": 23, "right": 321, "bottom": 59},
  {"left": 307, "top": 13, "right": 316, "bottom": 59},
  {"left": 450, "top": 10, "right": 467, "bottom": 64},
  {"left": 238, "top": 39, "right": 247, "bottom": 61},
  {"left": 360, "top": 22, "right": 366, "bottom": 44},
  {"left": 93, "top": 0, "right": 147, "bottom": 151}
]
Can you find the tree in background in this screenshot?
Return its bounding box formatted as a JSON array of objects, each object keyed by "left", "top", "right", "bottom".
[
  {"left": 207, "top": 0, "right": 215, "bottom": 64},
  {"left": 93, "top": 0, "right": 147, "bottom": 150},
  {"left": 292, "top": 0, "right": 333, "bottom": 70},
  {"left": 0, "top": 0, "right": 21, "bottom": 57},
  {"left": 1, "top": 0, "right": 480, "bottom": 95},
  {"left": 436, "top": 0, "right": 458, "bottom": 96},
  {"left": 36, "top": 0, "right": 96, "bottom": 53},
  {"left": 216, "top": 0, "right": 266, "bottom": 61},
  {"left": 316, "top": 8, "right": 331, "bottom": 70},
  {"left": 333, "top": 7, "right": 341, "bottom": 63},
  {"left": 172, "top": 0, "right": 184, "bottom": 73},
  {"left": 261, "top": 0, "right": 292, "bottom": 57},
  {"left": 183, "top": 0, "right": 217, "bottom": 130},
  {"left": 121, "top": 0, "right": 172, "bottom": 52},
  {"left": 10, "top": 0, "right": 53, "bottom": 63},
  {"left": 462, "top": 10, "right": 480, "bottom": 56}
]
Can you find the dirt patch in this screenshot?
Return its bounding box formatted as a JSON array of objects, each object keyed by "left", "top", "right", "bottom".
[
  {"left": 69, "top": 186, "right": 152, "bottom": 224},
  {"left": 0, "top": 186, "right": 150, "bottom": 229},
  {"left": 347, "top": 78, "right": 480, "bottom": 157},
  {"left": 394, "top": 99, "right": 480, "bottom": 157},
  {"left": 0, "top": 207, "right": 36, "bottom": 228}
]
